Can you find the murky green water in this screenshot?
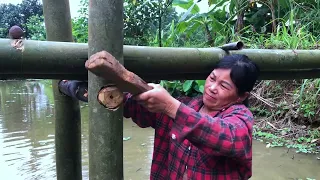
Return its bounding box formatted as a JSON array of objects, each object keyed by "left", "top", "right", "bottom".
[{"left": 0, "top": 80, "right": 319, "bottom": 180}]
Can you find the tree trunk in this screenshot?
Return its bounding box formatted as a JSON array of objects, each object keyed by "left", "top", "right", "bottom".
[
  {"left": 158, "top": 0, "right": 162, "bottom": 47},
  {"left": 236, "top": 12, "right": 244, "bottom": 32},
  {"left": 270, "top": 0, "right": 277, "bottom": 34},
  {"left": 235, "top": 0, "right": 244, "bottom": 33},
  {"left": 204, "top": 23, "right": 214, "bottom": 47}
]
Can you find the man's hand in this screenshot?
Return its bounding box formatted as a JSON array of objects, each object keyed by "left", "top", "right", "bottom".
[{"left": 134, "top": 83, "right": 181, "bottom": 118}]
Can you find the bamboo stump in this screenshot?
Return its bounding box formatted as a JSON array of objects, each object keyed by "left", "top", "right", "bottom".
[
  {"left": 85, "top": 51, "right": 153, "bottom": 109},
  {"left": 97, "top": 85, "right": 123, "bottom": 110}
]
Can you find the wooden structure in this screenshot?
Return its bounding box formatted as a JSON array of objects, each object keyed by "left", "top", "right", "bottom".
[
  {"left": 0, "top": 0, "right": 320, "bottom": 179},
  {"left": 1, "top": 39, "right": 320, "bottom": 80},
  {"left": 87, "top": 0, "right": 124, "bottom": 179},
  {"left": 42, "top": 0, "right": 82, "bottom": 179}
]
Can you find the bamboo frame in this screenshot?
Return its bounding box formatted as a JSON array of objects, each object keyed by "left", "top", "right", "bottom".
[
  {"left": 87, "top": 0, "right": 124, "bottom": 179},
  {"left": 1, "top": 38, "right": 320, "bottom": 80},
  {"left": 42, "top": 0, "right": 82, "bottom": 179}
]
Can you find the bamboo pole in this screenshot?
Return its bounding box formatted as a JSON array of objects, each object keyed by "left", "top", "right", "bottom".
[
  {"left": 88, "top": 0, "right": 124, "bottom": 179},
  {"left": 1, "top": 38, "right": 320, "bottom": 80},
  {"left": 0, "top": 39, "right": 88, "bottom": 75},
  {"left": 2, "top": 69, "right": 320, "bottom": 80},
  {"left": 42, "top": 1, "right": 82, "bottom": 180}
]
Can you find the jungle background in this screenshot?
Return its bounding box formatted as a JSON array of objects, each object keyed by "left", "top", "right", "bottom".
[{"left": 1, "top": 0, "right": 320, "bottom": 154}]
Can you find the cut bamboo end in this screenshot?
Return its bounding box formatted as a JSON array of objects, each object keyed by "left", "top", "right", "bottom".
[{"left": 97, "top": 85, "right": 123, "bottom": 111}]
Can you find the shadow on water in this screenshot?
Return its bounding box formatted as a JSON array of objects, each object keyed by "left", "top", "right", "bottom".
[{"left": 0, "top": 80, "right": 319, "bottom": 180}]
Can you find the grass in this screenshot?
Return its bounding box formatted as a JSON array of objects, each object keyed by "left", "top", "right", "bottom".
[{"left": 253, "top": 122, "right": 320, "bottom": 154}]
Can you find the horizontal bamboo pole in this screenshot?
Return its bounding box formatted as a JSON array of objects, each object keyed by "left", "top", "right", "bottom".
[
  {"left": 2, "top": 69, "right": 320, "bottom": 80},
  {"left": 0, "top": 39, "right": 88, "bottom": 75},
  {"left": 1, "top": 38, "right": 320, "bottom": 80}
]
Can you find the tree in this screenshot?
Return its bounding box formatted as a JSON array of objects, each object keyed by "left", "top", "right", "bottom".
[
  {"left": 26, "top": 15, "right": 46, "bottom": 40},
  {"left": 0, "top": 3, "right": 21, "bottom": 38},
  {"left": 0, "top": 0, "right": 43, "bottom": 38},
  {"left": 72, "top": 0, "right": 88, "bottom": 43},
  {"left": 71, "top": 0, "right": 178, "bottom": 45}
]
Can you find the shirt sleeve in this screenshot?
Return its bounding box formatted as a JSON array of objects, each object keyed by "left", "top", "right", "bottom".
[
  {"left": 123, "top": 93, "right": 193, "bottom": 129},
  {"left": 171, "top": 103, "right": 253, "bottom": 160},
  {"left": 123, "top": 92, "right": 159, "bottom": 128}
]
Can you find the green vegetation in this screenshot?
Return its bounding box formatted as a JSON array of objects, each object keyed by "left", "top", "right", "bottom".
[{"left": 1, "top": 0, "right": 319, "bottom": 153}]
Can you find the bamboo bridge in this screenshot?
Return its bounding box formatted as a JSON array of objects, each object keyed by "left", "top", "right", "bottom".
[{"left": 0, "top": 0, "right": 320, "bottom": 179}]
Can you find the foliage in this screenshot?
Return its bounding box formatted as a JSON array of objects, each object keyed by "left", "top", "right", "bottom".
[
  {"left": 160, "top": 80, "right": 205, "bottom": 97},
  {"left": 249, "top": 78, "right": 320, "bottom": 125},
  {"left": 253, "top": 125, "right": 320, "bottom": 153},
  {"left": 156, "top": 0, "right": 320, "bottom": 154},
  {"left": 26, "top": 15, "right": 46, "bottom": 40},
  {"left": 0, "top": 0, "right": 43, "bottom": 38},
  {"left": 72, "top": 0, "right": 88, "bottom": 43},
  {"left": 124, "top": 0, "right": 178, "bottom": 45},
  {"left": 71, "top": 0, "right": 178, "bottom": 44},
  {"left": 0, "top": 3, "right": 20, "bottom": 38}
]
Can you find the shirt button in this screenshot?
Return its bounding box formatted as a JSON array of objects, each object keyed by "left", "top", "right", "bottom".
[{"left": 171, "top": 134, "right": 176, "bottom": 140}]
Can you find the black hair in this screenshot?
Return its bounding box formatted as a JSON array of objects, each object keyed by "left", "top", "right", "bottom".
[{"left": 214, "top": 54, "right": 260, "bottom": 106}]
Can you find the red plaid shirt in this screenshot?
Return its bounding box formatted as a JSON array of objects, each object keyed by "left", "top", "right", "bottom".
[{"left": 123, "top": 93, "right": 253, "bottom": 180}]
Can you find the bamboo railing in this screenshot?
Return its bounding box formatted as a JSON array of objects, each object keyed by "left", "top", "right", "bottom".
[{"left": 1, "top": 38, "right": 320, "bottom": 80}]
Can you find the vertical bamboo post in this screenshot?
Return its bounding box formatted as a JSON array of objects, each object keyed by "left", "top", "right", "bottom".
[
  {"left": 88, "top": 0, "right": 124, "bottom": 179},
  {"left": 42, "top": 0, "right": 82, "bottom": 179}
]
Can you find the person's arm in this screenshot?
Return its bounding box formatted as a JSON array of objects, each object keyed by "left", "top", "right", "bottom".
[
  {"left": 123, "top": 92, "right": 193, "bottom": 129},
  {"left": 123, "top": 92, "right": 159, "bottom": 128},
  {"left": 170, "top": 103, "right": 253, "bottom": 159},
  {"left": 129, "top": 83, "right": 252, "bottom": 159}
]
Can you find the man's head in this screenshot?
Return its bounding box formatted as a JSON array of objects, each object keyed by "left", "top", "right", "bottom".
[{"left": 203, "top": 54, "right": 260, "bottom": 111}]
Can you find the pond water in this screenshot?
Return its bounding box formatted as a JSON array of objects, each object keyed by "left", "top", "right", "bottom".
[{"left": 0, "top": 80, "right": 319, "bottom": 180}]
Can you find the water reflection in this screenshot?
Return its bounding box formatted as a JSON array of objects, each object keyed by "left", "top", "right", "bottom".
[
  {"left": 0, "top": 80, "right": 319, "bottom": 180},
  {"left": 0, "top": 80, "right": 155, "bottom": 180},
  {"left": 0, "top": 80, "right": 55, "bottom": 180}
]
